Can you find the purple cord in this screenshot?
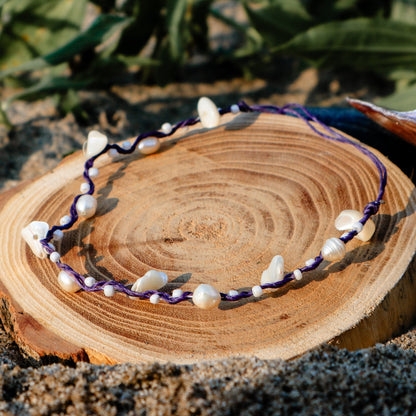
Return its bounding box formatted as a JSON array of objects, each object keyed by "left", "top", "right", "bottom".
[{"left": 40, "top": 101, "right": 387, "bottom": 305}]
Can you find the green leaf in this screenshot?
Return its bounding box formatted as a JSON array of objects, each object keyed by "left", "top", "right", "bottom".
[
  {"left": 376, "top": 83, "right": 416, "bottom": 111},
  {"left": 390, "top": 0, "right": 416, "bottom": 23},
  {"left": 243, "top": 0, "right": 313, "bottom": 46},
  {"left": 166, "top": 0, "right": 189, "bottom": 62},
  {"left": 274, "top": 18, "right": 416, "bottom": 74},
  {"left": 0, "top": 14, "right": 133, "bottom": 79},
  {"left": 0, "top": 0, "right": 87, "bottom": 70}
]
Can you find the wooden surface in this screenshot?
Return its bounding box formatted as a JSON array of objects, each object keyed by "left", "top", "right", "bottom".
[{"left": 0, "top": 112, "right": 416, "bottom": 365}]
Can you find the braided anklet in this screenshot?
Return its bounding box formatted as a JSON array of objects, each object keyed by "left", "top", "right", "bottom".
[{"left": 22, "top": 98, "right": 387, "bottom": 309}]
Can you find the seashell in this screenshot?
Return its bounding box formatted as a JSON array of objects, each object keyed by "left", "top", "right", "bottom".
[
  {"left": 83, "top": 130, "right": 108, "bottom": 159},
  {"left": 192, "top": 284, "right": 221, "bottom": 309},
  {"left": 347, "top": 98, "right": 416, "bottom": 147},
  {"left": 58, "top": 271, "right": 80, "bottom": 293},
  {"left": 131, "top": 270, "right": 168, "bottom": 293},
  {"left": 261, "top": 255, "right": 284, "bottom": 285},
  {"left": 197, "top": 97, "right": 220, "bottom": 128},
  {"left": 321, "top": 237, "right": 346, "bottom": 262},
  {"left": 335, "top": 209, "right": 375, "bottom": 242},
  {"left": 21, "top": 221, "right": 50, "bottom": 258}
]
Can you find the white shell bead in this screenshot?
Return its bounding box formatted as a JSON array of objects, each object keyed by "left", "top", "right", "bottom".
[
  {"left": 84, "top": 276, "right": 96, "bottom": 287},
  {"left": 109, "top": 148, "right": 119, "bottom": 158},
  {"left": 261, "top": 255, "right": 284, "bottom": 285},
  {"left": 335, "top": 209, "right": 375, "bottom": 242},
  {"left": 228, "top": 290, "right": 239, "bottom": 297},
  {"left": 305, "top": 258, "right": 315, "bottom": 267},
  {"left": 293, "top": 269, "right": 302, "bottom": 281},
  {"left": 321, "top": 237, "right": 346, "bottom": 262},
  {"left": 252, "top": 285, "right": 263, "bottom": 297},
  {"left": 76, "top": 194, "right": 97, "bottom": 218},
  {"left": 53, "top": 229, "right": 64, "bottom": 241},
  {"left": 197, "top": 97, "right": 220, "bottom": 128},
  {"left": 104, "top": 285, "right": 115, "bottom": 297},
  {"left": 149, "top": 294, "right": 160, "bottom": 304},
  {"left": 172, "top": 288, "right": 184, "bottom": 298},
  {"left": 193, "top": 284, "right": 221, "bottom": 309},
  {"left": 83, "top": 130, "right": 108, "bottom": 159},
  {"left": 80, "top": 182, "right": 90, "bottom": 193},
  {"left": 231, "top": 104, "right": 240, "bottom": 114},
  {"left": 138, "top": 137, "right": 160, "bottom": 155},
  {"left": 60, "top": 215, "right": 71, "bottom": 226},
  {"left": 58, "top": 271, "right": 79, "bottom": 293},
  {"left": 88, "top": 167, "right": 99, "bottom": 178},
  {"left": 131, "top": 270, "right": 168, "bottom": 293},
  {"left": 122, "top": 141, "right": 131, "bottom": 150},
  {"left": 161, "top": 122, "right": 172, "bottom": 134},
  {"left": 21, "top": 221, "right": 50, "bottom": 259},
  {"left": 49, "top": 252, "right": 60, "bottom": 263}
]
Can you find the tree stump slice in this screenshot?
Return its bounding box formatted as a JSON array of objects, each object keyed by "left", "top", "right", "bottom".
[{"left": 1, "top": 112, "right": 416, "bottom": 365}]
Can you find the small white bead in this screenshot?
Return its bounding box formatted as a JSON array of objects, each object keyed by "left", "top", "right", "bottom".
[
  {"left": 149, "top": 294, "right": 160, "bottom": 304},
  {"left": 53, "top": 230, "right": 64, "bottom": 241},
  {"left": 293, "top": 269, "right": 302, "bottom": 281},
  {"left": 60, "top": 215, "right": 71, "bottom": 226},
  {"left": 109, "top": 148, "right": 119, "bottom": 157},
  {"left": 172, "top": 288, "right": 184, "bottom": 298},
  {"left": 193, "top": 284, "right": 221, "bottom": 309},
  {"left": 84, "top": 277, "right": 96, "bottom": 287},
  {"left": 88, "top": 167, "right": 99, "bottom": 178},
  {"left": 305, "top": 258, "right": 315, "bottom": 267},
  {"left": 104, "top": 285, "right": 115, "bottom": 297},
  {"left": 228, "top": 289, "right": 239, "bottom": 297},
  {"left": 138, "top": 137, "right": 160, "bottom": 155},
  {"left": 341, "top": 232, "right": 350, "bottom": 239},
  {"left": 161, "top": 122, "right": 172, "bottom": 134},
  {"left": 76, "top": 194, "right": 97, "bottom": 218},
  {"left": 352, "top": 221, "right": 364, "bottom": 233},
  {"left": 122, "top": 141, "right": 131, "bottom": 150},
  {"left": 49, "top": 252, "right": 60, "bottom": 263},
  {"left": 252, "top": 285, "right": 263, "bottom": 298},
  {"left": 80, "top": 182, "right": 90, "bottom": 193},
  {"left": 48, "top": 242, "right": 55, "bottom": 251},
  {"left": 58, "top": 271, "right": 79, "bottom": 293},
  {"left": 321, "top": 237, "right": 346, "bottom": 262},
  {"left": 230, "top": 104, "right": 240, "bottom": 114}
]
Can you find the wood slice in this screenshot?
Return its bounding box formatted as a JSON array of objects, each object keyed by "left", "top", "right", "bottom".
[{"left": 0, "top": 112, "right": 415, "bottom": 365}]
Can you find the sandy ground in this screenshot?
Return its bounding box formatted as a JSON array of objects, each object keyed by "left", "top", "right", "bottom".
[{"left": 1, "top": 71, "right": 416, "bottom": 414}]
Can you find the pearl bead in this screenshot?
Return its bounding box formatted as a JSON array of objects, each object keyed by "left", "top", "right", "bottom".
[
  {"left": 58, "top": 271, "right": 79, "bottom": 293},
  {"left": 88, "top": 167, "right": 99, "bottom": 178},
  {"left": 193, "top": 284, "right": 221, "bottom": 309},
  {"left": 231, "top": 104, "right": 240, "bottom": 114},
  {"left": 172, "top": 288, "right": 184, "bottom": 298},
  {"left": 53, "top": 230, "right": 64, "bottom": 241},
  {"left": 252, "top": 285, "right": 263, "bottom": 297},
  {"left": 60, "top": 215, "right": 71, "bottom": 226},
  {"left": 80, "top": 182, "right": 90, "bottom": 193},
  {"left": 49, "top": 252, "right": 60, "bottom": 263},
  {"left": 293, "top": 269, "right": 302, "bottom": 281},
  {"left": 335, "top": 209, "right": 375, "bottom": 242},
  {"left": 138, "top": 138, "right": 160, "bottom": 155},
  {"left": 84, "top": 276, "right": 96, "bottom": 287},
  {"left": 83, "top": 130, "right": 108, "bottom": 158},
  {"left": 76, "top": 194, "right": 97, "bottom": 219},
  {"left": 321, "top": 237, "right": 346, "bottom": 262},
  {"left": 104, "top": 285, "right": 115, "bottom": 297},
  {"left": 228, "top": 289, "right": 239, "bottom": 297},
  {"left": 149, "top": 294, "right": 160, "bottom": 304},
  {"left": 197, "top": 97, "right": 220, "bottom": 128},
  {"left": 161, "top": 122, "right": 172, "bottom": 134},
  {"left": 305, "top": 258, "right": 315, "bottom": 267},
  {"left": 21, "top": 221, "right": 50, "bottom": 259},
  {"left": 122, "top": 141, "right": 131, "bottom": 150}
]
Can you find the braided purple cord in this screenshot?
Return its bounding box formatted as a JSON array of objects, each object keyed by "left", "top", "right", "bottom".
[{"left": 40, "top": 101, "right": 387, "bottom": 305}]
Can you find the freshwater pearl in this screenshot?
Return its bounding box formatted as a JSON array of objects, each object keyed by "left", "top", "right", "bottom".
[
  {"left": 252, "top": 285, "right": 263, "bottom": 297},
  {"left": 76, "top": 194, "right": 97, "bottom": 219},
  {"left": 80, "top": 182, "right": 90, "bottom": 193},
  {"left": 88, "top": 167, "right": 99, "bottom": 178},
  {"left": 49, "top": 252, "right": 60, "bottom": 263},
  {"left": 60, "top": 215, "right": 71, "bottom": 226},
  {"left": 172, "top": 288, "right": 184, "bottom": 298},
  {"left": 230, "top": 104, "right": 240, "bottom": 114},
  {"left": 84, "top": 276, "right": 96, "bottom": 287},
  {"left": 197, "top": 97, "right": 220, "bottom": 128},
  {"left": 131, "top": 270, "right": 168, "bottom": 293},
  {"left": 104, "top": 285, "right": 115, "bottom": 297},
  {"left": 53, "top": 230, "right": 64, "bottom": 241},
  {"left": 149, "top": 294, "right": 160, "bottom": 304},
  {"left": 293, "top": 269, "right": 302, "bottom": 281},
  {"left": 138, "top": 137, "right": 160, "bottom": 155},
  {"left": 58, "top": 271, "right": 79, "bottom": 293},
  {"left": 261, "top": 255, "right": 284, "bottom": 285},
  {"left": 83, "top": 130, "right": 108, "bottom": 159},
  {"left": 335, "top": 209, "right": 375, "bottom": 242},
  {"left": 321, "top": 237, "right": 346, "bottom": 262},
  {"left": 193, "top": 284, "right": 221, "bottom": 309},
  {"left": 161, "top": 122, "right": 172, "bottom": 134},
  {"left": 21, "top": 221, "right": 50, "bottom": 259},
  {"left": 228, "top": 289, "right": 239, "bottom": 297}
]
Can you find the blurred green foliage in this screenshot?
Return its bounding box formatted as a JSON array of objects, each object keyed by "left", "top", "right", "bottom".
[{"left": 1, "top": 0, "right": 416, "bottom": 124}]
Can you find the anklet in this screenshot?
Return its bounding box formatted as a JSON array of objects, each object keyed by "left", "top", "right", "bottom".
[{"left": 22, "top": 98, "right": 387, "bottom": 309}]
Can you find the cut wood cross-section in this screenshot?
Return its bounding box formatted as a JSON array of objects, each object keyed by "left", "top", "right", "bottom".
[{"left": 0, "top": 112, "right": 415, "bottom": 364}]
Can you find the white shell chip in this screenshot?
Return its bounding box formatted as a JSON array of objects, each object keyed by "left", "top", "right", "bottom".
[
  {"left": 83, "top": 130, "right": 108, "bottom": 159},
  {"left": 21, "top": 221, "right": 50, "bottom": 259},
  {"left": 335, "top": 209, "right": 375, "bottom": 242},
  {"left": 131, "top": 270, "right": 168, "bottom": 293},
  {"left": 261, "top": 255, "right": 285, "bottom": 285},
  {"left": 197, "top": 97, "right": 220, "bottom": 128}
]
